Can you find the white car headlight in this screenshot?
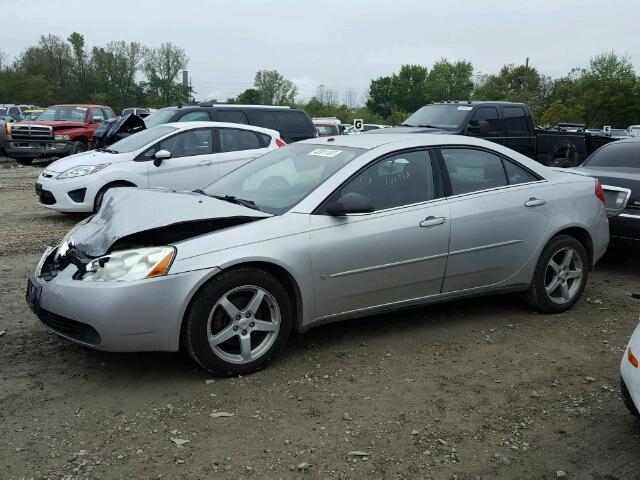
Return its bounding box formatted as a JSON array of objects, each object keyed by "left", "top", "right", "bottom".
[
  {"left": 82, "top": 246, "right": 176, "bottom": 282},
  {"left": 57, "top": 164, "right": 109, "bottom": 179},
  {"left": 54, "top": 134, "right": 71, "bottom": 141}
]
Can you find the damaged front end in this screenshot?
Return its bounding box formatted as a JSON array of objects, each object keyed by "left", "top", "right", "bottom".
[
  {"left": 93, "top": 113, "right": 146, "bottom": 149},
  {"left": 38, "top": 187, "right": 271, "bottom": 282}
]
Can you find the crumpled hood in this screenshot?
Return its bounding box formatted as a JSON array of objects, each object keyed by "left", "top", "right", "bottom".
[{"left": 69, "top": 188, "right": 271, "bottom": 257}]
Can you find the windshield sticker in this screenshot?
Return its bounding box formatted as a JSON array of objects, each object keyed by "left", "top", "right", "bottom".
[
  {"left": 308, "top": 149, "right": 342, "bottom": 157},
  {"left": 77, "top": 107, "right": 88, "bottom": 111},
  {"left": 457, "top": 106, "right": 473, "bottom": 111}
]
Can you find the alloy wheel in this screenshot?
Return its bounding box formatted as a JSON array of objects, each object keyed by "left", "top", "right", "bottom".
[
  {"left": 544, "top": 247, "right": 583, "bottom": 304},
  {"left": 207, "top": 285, "right": 280, "bottom": 364}
]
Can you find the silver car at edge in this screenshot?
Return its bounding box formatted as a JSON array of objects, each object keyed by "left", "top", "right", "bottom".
[{"left": 26, "top": 134, "right": 609, "bottom": 375}]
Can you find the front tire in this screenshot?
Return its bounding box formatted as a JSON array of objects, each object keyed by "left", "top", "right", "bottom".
[
  {"left": 183, "top": 267, "right": 293, "bottom": 376},
  {"left": 70, "top": 140, "right": 87, "bottom": 155},
  {"left": 622, "top": 378, "right": 640, "bottom": 419},
  {"left": 526, "top": 235, "right": 588, "bottom": 313}
]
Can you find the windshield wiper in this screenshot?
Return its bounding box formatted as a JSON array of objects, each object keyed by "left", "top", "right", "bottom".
[{"left": 211, "top": 194, "right": 261, "bottom": 211}]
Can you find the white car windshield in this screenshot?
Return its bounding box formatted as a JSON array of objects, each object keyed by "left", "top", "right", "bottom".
[
  {"left": 202, "top": 143, "right": 365, "bottom": 214},
  {"left": 105, "top": 125, "right": 178, "bottom": 154}
]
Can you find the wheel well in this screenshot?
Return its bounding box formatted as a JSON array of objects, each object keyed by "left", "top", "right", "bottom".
[
  {"left": 554, "top": 227, "right": 594, "bottom": 268},
  {"left": 179, "top": 261, "right": 304, "bottom": 348},
  {"left": 99, "top": 180, "right": 137, "bottom": 194},
  {"left": 73, "top": 136, "right": 88, "bottom": 145}
]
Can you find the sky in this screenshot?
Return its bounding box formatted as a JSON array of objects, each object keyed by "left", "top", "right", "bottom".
[{"left": 2, "top": 0, "right": 639, "bottom": 103}]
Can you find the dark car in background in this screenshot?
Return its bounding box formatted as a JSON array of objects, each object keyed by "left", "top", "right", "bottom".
[
  {"left": 143, "top": 105, "right": 316, "bottom": 143},
  {"left": 574, "top": 138, "right": 640, "bottom": 244},
  {"left": 371, "top": 101, "right": 616, "bottom": 168},
  {"left": 122, "top": 107, "right": 151, "bottom": 118}
]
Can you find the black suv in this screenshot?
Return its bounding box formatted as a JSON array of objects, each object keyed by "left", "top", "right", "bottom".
[{"left": 143, "top": 105, "right": 316, "bottom": 144}]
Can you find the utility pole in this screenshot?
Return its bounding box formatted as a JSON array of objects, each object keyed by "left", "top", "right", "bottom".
[{"left": 182, "top": 70, "right": 189, "bottom": 104}]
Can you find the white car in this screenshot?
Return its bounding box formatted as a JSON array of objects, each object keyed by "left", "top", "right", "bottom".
[
  {"left": 35, "top": 122, "right": 282, "bottom": 213},
  {"left": 621, "top": 323, "right": 640, "bottom": 419}
]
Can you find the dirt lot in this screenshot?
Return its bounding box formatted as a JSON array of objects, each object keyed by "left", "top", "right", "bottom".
[{"left": 1, "top": 156, "right": 639, "bottom": 479}]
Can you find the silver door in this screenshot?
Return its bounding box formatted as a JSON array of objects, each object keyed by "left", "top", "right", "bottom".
[
  {"left": 439, "top": 147, "right": 556, "bottom": 292},
  {"left": 309, "top": 149, "right": 451, "bottom": 319}
]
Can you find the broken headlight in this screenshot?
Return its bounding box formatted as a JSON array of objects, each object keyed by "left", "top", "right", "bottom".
[
  {"left": 57, "top": 164, "right": 110, "bottom": 179},
  {"left": 81, "top": 246, "right": 176, "bottom": 282},
  {"left": 56, "top": 216, "right": 93, "bottom": 260}
]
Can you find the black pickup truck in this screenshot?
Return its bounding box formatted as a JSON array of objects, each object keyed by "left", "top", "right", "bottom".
[{"left": 370, "top": 101, "right": 614, "bottom": 167}]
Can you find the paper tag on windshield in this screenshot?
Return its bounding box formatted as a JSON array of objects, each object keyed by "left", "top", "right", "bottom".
[
  {"left": 77, "top": 107, "right": 88, "bottom": 111},
  {"left": 308, "top": 149, "right": 342, "bottom": 157},
  {"left": 457, "top": 106, "right": 473, "bottom": 111}
]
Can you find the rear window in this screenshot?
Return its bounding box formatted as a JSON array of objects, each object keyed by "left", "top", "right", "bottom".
[
  {"left": 144, "top": 108, "right": 178, "bottom": 128},
  {"left": 250, "top": 110, "right": 312, "bottom": 133},
  {"left": 583, "top": 142, "right": 640, "bottom": 168}
]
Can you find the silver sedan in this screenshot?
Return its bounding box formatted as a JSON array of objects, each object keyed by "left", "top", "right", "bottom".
[{"left": 27, "top": 134, "right": 609, "bottom": 375}]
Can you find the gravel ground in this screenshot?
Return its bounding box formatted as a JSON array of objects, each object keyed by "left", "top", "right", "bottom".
[{"left": 1, "top": 155, "right": 639, "bottom": 479}]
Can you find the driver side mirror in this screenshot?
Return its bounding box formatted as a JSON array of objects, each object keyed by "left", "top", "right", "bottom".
[
  {"left": 153, "top": 149, "right": 171, "bottom": 167},
  {"left": 92, "top": 115, "right": 104, "bottom": 123},
  {"left": 325, "top": 192, "right": 374, "bottom": 216}
]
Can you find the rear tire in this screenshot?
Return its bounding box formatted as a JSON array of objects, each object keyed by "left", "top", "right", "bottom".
[
  {"left": 525, "top": 235, "right": 589, "bottom": 313},
  {"left": 621, "top": 377, "right": 640, "bottom": 418},
  {"left": 183, "top": 267, "right": 293, "bottom": 376}
]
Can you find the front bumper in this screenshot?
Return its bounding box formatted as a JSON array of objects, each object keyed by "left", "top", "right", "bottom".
[
  {"left": 35, "top": 171, "right": 103, "bottom": 213},
  {"left": 28, "top": 248, "right": 219, "bottom": 352},
  {"left": 5, "top": 139, "right": 74, "bottom": 159},
  {"left": 609, "top": 212, "right": 640, "bottom": 243},
  {"left": 621, "top": 324, "right": 640, "bottom": 413}
]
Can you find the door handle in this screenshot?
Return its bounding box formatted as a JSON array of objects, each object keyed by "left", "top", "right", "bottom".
[
  {"left": 420, "top": 216, "right": 447, "bottom": 227},
  {"left": 197, "top": 160, "right": 212, "bottom": 166},
  {"left": 524, "top": 197, "right": 546, "bottom": 207}
]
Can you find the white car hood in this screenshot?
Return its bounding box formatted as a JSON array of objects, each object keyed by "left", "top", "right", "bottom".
[{"left": 46, "top": 150, "right": 131, "bottom": 173}]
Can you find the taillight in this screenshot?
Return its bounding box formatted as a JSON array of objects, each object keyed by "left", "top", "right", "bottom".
[
  {"left": 275, "top": 138, "right": 286, "bottom": 148},
  {"left": 595, "top": 179, "right": 605, "bottom": 204}
]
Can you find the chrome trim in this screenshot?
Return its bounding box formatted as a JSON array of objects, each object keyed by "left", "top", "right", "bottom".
[
  {"left": 449, "top": 239, "right": 522, "bottom": 256},
  {"left": 329, "top": 252, "right": 448, "bottom": 278},
  {"left": 619, "top": 213, "right": 640, "bottom": 220},
  {"left": 445, "top": 180, "right": 547, "bottom": 201}
]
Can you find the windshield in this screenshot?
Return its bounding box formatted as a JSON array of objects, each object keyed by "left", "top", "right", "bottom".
[
  {"left": 403, "top": 104, "right": 471, "bottom": 129},
  {"left": 107, "top": 125, "right": 178, "bottom": 154},
  {"left": 583, "top": 142, "right": 640, "bottom": 168},
  {"left": 0, "top": 108, "right": 6, "bottom": 116},
  {"left": 144, "top": 109, "right": 177, "bottom": 128},
  {"left": 316, "top": 125, "right": 339, "bottom": 135},
  {"left": 202, "top": 143, "right": 365, "bottom": 214},
  {"left": 37, "top": 106, "right": 88, "bottom": 122}
]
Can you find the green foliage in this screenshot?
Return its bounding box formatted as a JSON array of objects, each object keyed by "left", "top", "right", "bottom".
[
  {"left": 539, "top": 100, "right": 584, "bottom": 126},
  {"left": 253, "top": 70, "right": 298, "bottom": 106},
  {"left": 424, "top": 59, "right": 474, "bottom": 103},
  {"left": 142, "top": 42, "right": 190, "bottom": 107}
]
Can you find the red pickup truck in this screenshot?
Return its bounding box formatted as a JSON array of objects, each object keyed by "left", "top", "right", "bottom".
[{"left": 4, "top": 104, "right": 115, "bottom": 165}]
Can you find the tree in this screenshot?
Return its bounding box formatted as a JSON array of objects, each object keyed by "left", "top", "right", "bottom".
[
  {"left": 367, "top": 75, "right": 395, "bottom": 117},
  {"left": 142, "top": 42, "right": 190, "bottom": 106},
  {"left": 67, "top": 32, "right": 90, "bottom": 102},
  {"left": 234, "top": 88, "right": 261, "bottom": 104},
  {"left": 343, "top": 88, "right": 357, "bottom": 110},
  {"left": 17, "top": 34, "right": 73, "bottom": 101},
  {"left": 92, "top": 41, "right": 147, "bottom": 111},
  {"left": 540, "top": 100, "right": 583, "bottom": 126},
  {"left": 392, "top": 64, "right": 429, "bottom": 112},
  {"left": 253, "top": 70, "right": 298, "bottom": 105},
  {"left": 424, "top": 59, "right": 474, "bottom": 103}
]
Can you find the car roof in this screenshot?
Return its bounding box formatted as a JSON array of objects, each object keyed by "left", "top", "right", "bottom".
[
  {"left": 162, "top": 121, "right": 279, "bottom": 136},
  {"left": 48, "top": 104, "right": 110, "bottom": 108},
  {"left": 300, "top": 132, "right": 506, "bottom": 150}
]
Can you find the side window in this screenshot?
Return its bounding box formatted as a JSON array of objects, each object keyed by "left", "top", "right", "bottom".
[
  {"left": 219, "top": 128, "right": 262, "bottom": 152},
  {"left": 329, "top": 150, "right": 435, "bottom": 212},
  {"left": 8, "top": 107, "right": 19, "bottom": 115},
  {"left": 441, "top": 148, "right": 508, "bottom": 195},
  {"left": 503, "top": 107, "right": 528, "bottom": 133},
  {"left": 102, "top": 108, "right": 115, "bottom": 120},
  {"left": 178, "top": 111, "right": 210, "bottom": 122},
  {"left": 159, "top": 128, "right": 213, "bottom": 158},
  {"left": 91, "top": 108, "right": 105, "bottom": 122},
  {"left": 503, "top": 159, "right": 539, "bottom": 185},
  {"left": 470, "top": 107, "right": 501, "bottom": 134},
  {"left": 213, "top": 110, "right": 249, "bottom": 124}
]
